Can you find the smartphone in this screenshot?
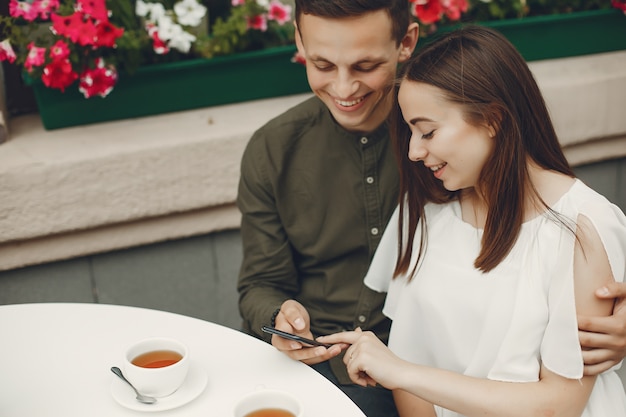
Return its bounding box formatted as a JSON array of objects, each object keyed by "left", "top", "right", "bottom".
[{"left": 261, "top": 325, "right": 331, "bottom": 348}]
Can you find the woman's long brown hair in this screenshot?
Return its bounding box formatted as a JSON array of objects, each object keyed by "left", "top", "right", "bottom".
[{"left": 390, "top": 25, "right": 574, "bottom": 277}]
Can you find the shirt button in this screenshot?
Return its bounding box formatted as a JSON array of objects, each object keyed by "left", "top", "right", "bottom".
[
  {"left": 357, "top": 315, "right": 367, "bottom": 323},
  {"left": 366, "top": 176, "right": 374, "bottom": 184},
  {"left": 371, "top": 227, "right": 379, "bottom": 236},
  {"left": 360, "top": 137, "right": 368, "bottom": 145}
]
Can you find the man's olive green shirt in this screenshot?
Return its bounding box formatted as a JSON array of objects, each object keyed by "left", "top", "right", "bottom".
[{"left": 237, "top": 97, "right": 399, "bottom": 384}]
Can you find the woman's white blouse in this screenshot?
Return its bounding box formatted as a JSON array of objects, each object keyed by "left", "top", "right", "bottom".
[{"left": 364, "top": 179, "right": 626, "bottom": 417}]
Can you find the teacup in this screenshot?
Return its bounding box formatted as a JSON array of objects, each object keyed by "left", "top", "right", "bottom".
[
  {"left": 233, "top": 389, "right": 303, "bottom": 417},
  {"left": 122, "top": 337, "right": 189, "bottom": 398}
]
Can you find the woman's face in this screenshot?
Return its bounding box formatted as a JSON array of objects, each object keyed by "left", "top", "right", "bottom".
[{"left": 398, "top": 80, "right": 495, "bottom": 192}]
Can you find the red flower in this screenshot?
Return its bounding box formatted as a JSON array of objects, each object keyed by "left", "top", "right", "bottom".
[
  {"left": 444, "top": 0, "right": 468, "bottom": 21},
  {"left": 41, "top": 58, "right": 78, "bottom": 92},
  {"left": 51, "top": 12, "right": 98, "bottom": 46},
  {"left": 51, "top": 12, "right": 84, "bottom": 39},
  {"left": 612, "top": 0, "right": 626, "bottom": 13},
  {"left": 76, "top": 0, "right": 110, "bottom": 21},
  {"left": 290, "top": 51, "right": 305, "bottom": 65},
  {"left": 94, "top": 20, "right": 124, "bottom": 48},
  {"left": 247, "top": 14, "right": 268, "bottom": 32},
  {"left": 151, "top": 31, "right": 170, "bottom": 55},
  {"left": 49, "top": 39, "right": 70, "bottom": 59},
  {"left": 79, "top": 59, "right": 118, "bottom": 98},
  {"left": 412, "top": 0, "right": 444, "bottom": 24},
  {"left": 74, "top": 17, "right": 98, "bottom": 46}
]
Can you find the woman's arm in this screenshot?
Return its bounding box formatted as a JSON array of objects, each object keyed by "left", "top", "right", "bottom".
[
  {"left": 320, "top": 214, "right": 615, "bottom": 417},
  {"left": 393, "top": 389, "right": 436, "bottom": 417},
  {"left": 322, "top": 331, "right": 597, "bottom": 417}
]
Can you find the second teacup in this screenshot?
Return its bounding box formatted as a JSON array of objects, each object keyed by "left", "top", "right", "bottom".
[
  {"left": 123, "top": 337, "right": 189, "bottom": 398},
  {"left": 233, "top": 389, "right": 303, "bottom": 417}
]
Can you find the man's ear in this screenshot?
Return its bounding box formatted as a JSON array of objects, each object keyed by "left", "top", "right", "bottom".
[
  {"left": 294, "top": 21, "right": 305, "bottom": 56},
  {"left": 399, "top": 22, "right": 419, "bottom": 62}
]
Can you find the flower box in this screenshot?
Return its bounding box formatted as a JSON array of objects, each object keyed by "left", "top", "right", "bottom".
[
  {"left": 25, "top": 9, "right": 626, "bottom": 130},
  {"left": 417, "top": 9, "right": 626, "bottom": 62},
  {"left": 481, "top": 9, "right": 626, "bottom": 62},
  {"left": 26, "top": 44, "right": 309, "bottom": 130}
]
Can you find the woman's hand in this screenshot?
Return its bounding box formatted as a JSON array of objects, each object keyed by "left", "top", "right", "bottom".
[{"left": 319, "top": 329, "right": 405, "bottom": 389}]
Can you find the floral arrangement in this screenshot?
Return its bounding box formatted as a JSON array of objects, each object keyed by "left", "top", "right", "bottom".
[
  {"left": 1, "top": 0, "right": 624, "bottom": 99},
  {"left": 0, "top": 0, "right": 294, "bottom": 98},
  {"left": 409, "top": 0, "right": 626, "bottom": 36}
]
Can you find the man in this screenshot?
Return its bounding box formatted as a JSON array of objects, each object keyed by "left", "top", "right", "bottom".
[{"left": 237, "top": 1, "right": 626, "bottom": 416}]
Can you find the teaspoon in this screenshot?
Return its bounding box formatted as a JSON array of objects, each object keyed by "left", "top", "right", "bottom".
[{"left": 110, "top": 366, "right": 157, "bottom": 405}]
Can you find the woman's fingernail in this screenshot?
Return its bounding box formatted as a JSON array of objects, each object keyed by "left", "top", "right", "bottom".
[{"left": 597, "top": 287, "right": 611, "bottom": 296}]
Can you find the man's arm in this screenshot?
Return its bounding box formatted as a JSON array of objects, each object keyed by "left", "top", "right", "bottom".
[
  {"left": 236, "top": 132, "right": 300, "bottom": 341},
  {"left": 578, "top": 281, "right": 626, "bottom": 375}
]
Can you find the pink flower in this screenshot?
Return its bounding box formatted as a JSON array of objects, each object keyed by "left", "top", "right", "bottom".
[
  {"left": 247, "top": 14, "right": 267, "bottom": 31},
  {"left": 79, "top": 58, "right": 118, "bottom": 98},
  {"left": 24, "top": 43, "right": 47, "bottom": 72},
  {"left": 34, "top": 0, "right": 61, "bottom": 19},
  {"left": 49, "top": 40, "right": 70, "bottom": 59},
  {"left": 41, "top": 58, "right": 78, "bottom": 92},
  {"left": 267, "top": 1, "right": 292, "bottom": 25},
  {"left": 0, "top": 40, "right": 17, "bottom": 63},
  {"left": 9, "top": 0, "right": 39, "bottom": 21},
  {"left": 231, "top": 0, "right": 245, "bottom": 6}
]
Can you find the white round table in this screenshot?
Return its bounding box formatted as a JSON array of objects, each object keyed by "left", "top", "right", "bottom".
[{"left": 0, "top": 303, "right": 366, "bottom": 416}]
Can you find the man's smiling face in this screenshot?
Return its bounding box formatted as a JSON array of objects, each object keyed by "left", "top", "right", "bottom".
[{"left": 295, "top": 10, "right": 407, "bottom": 133}]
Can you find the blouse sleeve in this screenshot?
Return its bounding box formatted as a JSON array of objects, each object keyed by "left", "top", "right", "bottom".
[{"left": 541, "top": 197, "right": 626, "bottom": 378}]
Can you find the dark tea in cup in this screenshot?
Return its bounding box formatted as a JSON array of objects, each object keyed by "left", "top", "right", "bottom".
[
  {"left": 123, "top": 337, "right": 189, "bottom": 397},
  {"left": 244, "top": 409, "right": 296, "bottom": 417},
  {"left": 233, "top": 389, "right": 302, "bottom": 417},
  {"left": 132, "top": 350, "right": 182, "bottom": 368}
]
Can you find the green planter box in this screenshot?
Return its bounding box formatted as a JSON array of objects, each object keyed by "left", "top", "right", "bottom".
[
  {"left": 28, "top": 45, "right": 310, "bottom": 130},
  {"left": 28, "top": 9, "right": 626, "bottom": 130},
  {"left": 418, "top": 9, "right": 626, "bottom": 62}
]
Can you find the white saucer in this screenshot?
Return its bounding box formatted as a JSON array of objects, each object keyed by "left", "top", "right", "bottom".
[{"left": 110, "top": 362, "right": 208, "bottom": 412}]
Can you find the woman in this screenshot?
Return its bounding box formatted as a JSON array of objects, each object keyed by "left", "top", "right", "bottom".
[{"left": 319, "top": 26, "right": 626, "bottom": 417}]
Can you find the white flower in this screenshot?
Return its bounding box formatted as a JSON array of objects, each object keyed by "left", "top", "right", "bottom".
[
  {"left": 256, "top": 0, "right": 270, "bottom": 8},
  {"left": 154, "top": 15, "right": 177, "bottom": 41},
  {"left": 139, "top": 2, "right": 167, "bottom": 22},
  {"left": 174, "top": 0, "right": 207, "bottom": 27},
  {"left": 135, "top": 0, "right": 149, "bottom": 17},
  {"left": 167, "top": 25, "right": 197, "bottom": 53}
]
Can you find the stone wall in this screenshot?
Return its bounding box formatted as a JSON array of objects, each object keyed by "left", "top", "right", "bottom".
[{"left": 0, "top": 50, "right": 625, "bottom": 272}]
